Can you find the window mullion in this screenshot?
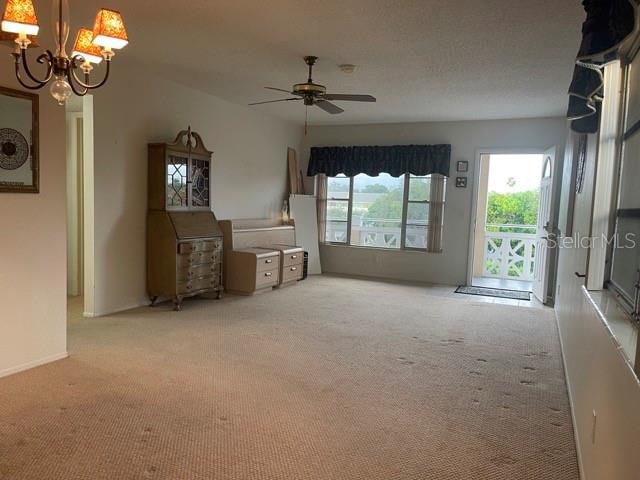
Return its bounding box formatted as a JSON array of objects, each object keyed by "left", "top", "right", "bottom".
[
  {"left": 401, "top": 174, "right": 409, "bottom": 249},
  {"left": 347, "top": 176, "right": 354, "bottom": 245}
]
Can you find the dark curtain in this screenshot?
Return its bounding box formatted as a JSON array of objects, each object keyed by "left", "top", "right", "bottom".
[
  {"left": 307, "top": 144, "right": 451, "bottom": 178},
  {"left": 567, "top": 0, "right": 636, "bottom": 134}
]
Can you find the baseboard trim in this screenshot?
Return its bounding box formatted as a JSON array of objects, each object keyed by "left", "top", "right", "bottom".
[
  {"left": 0, "top": 351, "right": 69, "bottom": 379},
  {"left": 554, "top": 309, "right": 586, "bottom": 480},
  {"left": 88, "top": 301, "right": 150, "bottom": 318}
]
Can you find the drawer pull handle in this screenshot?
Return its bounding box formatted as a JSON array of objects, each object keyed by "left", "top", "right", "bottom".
[
  {"left": 266, "top": 259, "right": 273, "bottom": 264},
  {"left": 291, "top": 255, "right": 297, "bottom": 259},
  {"left": 265, "top": 272, "right": 272, "bottom": 277},
  {"left": 290, "top": 267, "right": 297, "bottom": 271}
]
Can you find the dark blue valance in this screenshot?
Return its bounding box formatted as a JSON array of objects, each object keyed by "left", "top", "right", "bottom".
[
  {"left": 307, "top": 144, "right": 451, "bottom": 178},
  {"left": 567, "top": 0, "right": 637, "bottom": 134}
]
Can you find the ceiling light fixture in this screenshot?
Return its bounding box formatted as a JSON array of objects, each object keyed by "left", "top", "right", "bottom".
[
  {"left": 339, "top": 64, "right": 356, "bottom": 74},
  {"left": 1, "top": 0, "right": 129, "bottom": 105}
]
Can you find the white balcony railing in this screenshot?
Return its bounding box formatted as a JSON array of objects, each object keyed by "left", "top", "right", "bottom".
[
  {"left": 326, "top": 218, "right": 427, "bottom": 249},
  {"left": 326, "top": 221, "right": 537, "bottom": 281},
  {"left": 482, "top": 224, "right": 537, "bottom": 281}
]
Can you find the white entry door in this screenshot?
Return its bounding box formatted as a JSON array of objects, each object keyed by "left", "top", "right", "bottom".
[{"left": 532, "top": 147, "right": 556, "bottom": 302}]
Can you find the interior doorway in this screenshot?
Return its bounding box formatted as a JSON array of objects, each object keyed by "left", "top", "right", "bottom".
[
  {"left": 469, "top": 151, "right": 554, "bottom": 300},
  {"left": 66, "top": 95, "right": 95, "bottom": 321}
]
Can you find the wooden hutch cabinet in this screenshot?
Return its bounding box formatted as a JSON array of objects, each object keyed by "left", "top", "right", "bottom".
[{"left": 147, "top": 128, "right": 223, "bottom": 310}]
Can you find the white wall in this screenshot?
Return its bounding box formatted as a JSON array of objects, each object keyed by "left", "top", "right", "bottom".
[
  {"left": 91, "top": 65, "right": 303, "bottom": 315},
  {"left": 0, "top": 70, "right": 68, "bottom": 377},
  {"left": 302, "top": 117, "right": 567, "bottom": 285},
  {"left": 555, "top": 133, "right": 640, "bottom": 480}
]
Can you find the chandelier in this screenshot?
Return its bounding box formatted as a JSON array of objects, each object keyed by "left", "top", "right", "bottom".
[{"left": 1, "top": 0, "right": 128, "bottom": 105}]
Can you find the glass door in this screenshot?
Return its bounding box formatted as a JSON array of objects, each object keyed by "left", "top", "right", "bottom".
[
  {"left": 189, "top": 155, "right": 210, "bottom": 208},
  {"left": 166, "top": 154, "right": 189, "bottom": 209}
]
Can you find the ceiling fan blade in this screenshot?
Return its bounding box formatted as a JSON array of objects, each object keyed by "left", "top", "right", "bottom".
[
  {"left": 249, "top": 98, "right": 301, "bottom": 106},
  {"left": 323, "top": 94, "right": 377, "bottom": 102},
  {"left": 315, "top": 100, "right": 344, "bottom": 114},
  {"left": 264, "top": 87, "right": 295, "bottom": 94}
]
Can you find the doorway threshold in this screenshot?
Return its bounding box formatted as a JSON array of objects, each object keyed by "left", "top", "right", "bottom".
[{"left": 472, "top": 276, "right": 532, "bottom": 292}]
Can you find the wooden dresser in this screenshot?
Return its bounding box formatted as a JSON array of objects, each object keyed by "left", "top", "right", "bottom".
[
  {"left": 224, "top": 247, "right": 280, "bottom": 294},
  {"left": 219, "top": 219, "right": 301, "bottom": 295},
  {"left": 259, "top": 244, "right": 304, "bottom": 286},
  {"left": 147, "top": 128, "right": 224, "bottom": 310}
]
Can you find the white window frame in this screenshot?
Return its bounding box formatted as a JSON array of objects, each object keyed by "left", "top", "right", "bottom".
[
  {"left": 608, "top": 45, "right": 640, "bottom": 316},
  {"left": 325, "top": 174, "right": 352, "bottom": 245},
  {"left": 324, "top": 173, "right": 446, "bottom": 252}
]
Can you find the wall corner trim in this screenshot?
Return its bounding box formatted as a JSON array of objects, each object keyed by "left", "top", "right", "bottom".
[{"left": 0, "top": 351, "right": 69, "bottom": 380}]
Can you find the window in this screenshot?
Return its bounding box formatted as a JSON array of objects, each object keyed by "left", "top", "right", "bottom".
[
  {"left": 324, "top": 173, "right": 446, "bottom": 252},
  {"left": 609, "top": 56, "right": 640, "bottom": 316},
  {"left": 405, "top": 175, "right": 431, "bottom": 249}
]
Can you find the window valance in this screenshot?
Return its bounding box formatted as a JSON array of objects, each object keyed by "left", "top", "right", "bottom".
[
  {"left": 307, "top": 144, "right": 451, "bottom": 178},
  {"left": 567, "top": 0, "right": 637, "bottom": 134}
]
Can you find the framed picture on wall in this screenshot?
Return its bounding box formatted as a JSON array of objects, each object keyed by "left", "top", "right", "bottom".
[
  {"left": 0, "top": 86, "right": 39, "bottom": 194},
  {"left": 456, "top": 176, "right": 467, "bottom": 188},
  {"left": 457, "top": 161, "right": 468, "bottom": 173}
]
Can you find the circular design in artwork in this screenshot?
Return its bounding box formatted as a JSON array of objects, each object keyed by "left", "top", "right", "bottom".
[{"left": 0, "top": 128, "right": 29, "bottom": 170}]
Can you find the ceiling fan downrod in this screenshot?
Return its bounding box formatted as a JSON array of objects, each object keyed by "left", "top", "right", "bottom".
[{"left": 304, "top": 55, "right": 317, "bottom": 83}]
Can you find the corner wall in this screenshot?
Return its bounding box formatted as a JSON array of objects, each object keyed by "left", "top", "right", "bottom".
[
  {"left": 554, "top": 133, "right": 640, "bottom": 480},
  {"left": 0, "top": 71, "right": 68, "bottom": 377},
  {"left": 302, "top": 117, "right": 567, "bottom": 285},
  {"left": 91, "top": 66, "right": 303, "bottom": 315}
]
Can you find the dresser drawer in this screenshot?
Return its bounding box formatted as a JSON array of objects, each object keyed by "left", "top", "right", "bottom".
[
  {"left": 257, "top": 244, "right": 303, "bottom": 268},
  {"left": 177, "top": 250, "right": 220, "bottom": 267},
  {"left": 256, "top": 267, "right": 279, "bottom": 289},
  {"left": 178, "top": 239, "right": 221, "bottom": 255},
  {"left": 178, "top": 262, "right": 220, "bottom": 281},
  {"left": 282, "top": 264, "right": 303, "bottom": 283},
  {"left": 256, "top": 254, "right": 279, "bottom": 272},
  {"left": 178, "top": 275, "right": 219, "bottom": 295},
  {"left": 282, "top": 252, "right": 303, "bottom": 268}
]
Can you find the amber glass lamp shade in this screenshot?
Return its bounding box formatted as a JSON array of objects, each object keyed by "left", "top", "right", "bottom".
[
  {"left": 1, "top": 0, "right": 39, "bottom": 36},
  {"left": 72, "top": 28, "right": 103, "bottom": 64},
  {"left": 92, "top": 8, "right": 128, "bottom": 50}
]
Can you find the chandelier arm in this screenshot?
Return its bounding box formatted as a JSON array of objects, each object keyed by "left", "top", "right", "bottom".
[
  {"left": 19, "top": 49, "right": 55, "bottom": 86},
  {"left": 11, "top": 53, "right": 49, "bottom": 90},
  {"left": 70, "top": 56, "right": 111, "bottom": 90},
  {"left": 66, "top": 67, "right": 89, "bottom": 97}
]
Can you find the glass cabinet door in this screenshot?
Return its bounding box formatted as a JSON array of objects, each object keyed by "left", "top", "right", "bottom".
[
  {"left": 166, "top": 155, "right": 189, "bottom": 208},
  {"left": 190, "top": 157, "right": 210, "bottom": 208}
]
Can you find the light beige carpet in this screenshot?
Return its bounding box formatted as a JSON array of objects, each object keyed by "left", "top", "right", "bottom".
[{"left": 0, "top": 276, "right": 579, "bottom": 480}]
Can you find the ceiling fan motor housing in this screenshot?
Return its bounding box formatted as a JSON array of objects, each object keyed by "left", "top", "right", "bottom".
[{"left": 293, "top": 82, "right": 326, "bottom": 96}]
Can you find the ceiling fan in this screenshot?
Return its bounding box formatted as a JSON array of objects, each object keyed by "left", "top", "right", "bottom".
[{"left": 249, "top": 56, "right": 376, "bottom": 115}]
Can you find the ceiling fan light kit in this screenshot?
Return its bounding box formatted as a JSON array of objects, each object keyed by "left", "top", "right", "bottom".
[
  {"left": 250, "top": 55, "right": 376, "bottom": 118},
  {"left": 1, "top": 0, "right": 129, "bottom": 105}
]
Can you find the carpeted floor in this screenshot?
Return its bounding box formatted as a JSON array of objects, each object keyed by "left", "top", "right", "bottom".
[{"left": 0, "top": 276, "right": 579, "bottom": 480}]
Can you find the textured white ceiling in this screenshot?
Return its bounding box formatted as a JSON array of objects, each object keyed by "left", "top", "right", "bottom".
[{"left": 45, "top": 0, "right": 584, "bottom": 125}]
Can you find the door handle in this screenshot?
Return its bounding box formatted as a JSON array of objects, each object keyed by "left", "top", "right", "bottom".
[{"left": 574, "top": 272, "right": 586, "bottom": 278}]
